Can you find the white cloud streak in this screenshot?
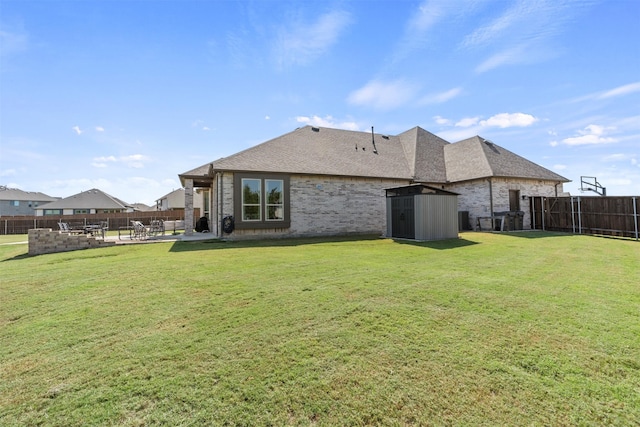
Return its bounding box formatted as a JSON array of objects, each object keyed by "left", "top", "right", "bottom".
[
  {"left": 0, "top": 27, "right": 28, "bottom": 56},
  {"left": 274, "top": 9, "right": 351, "bottom": 68},
  {"left": 91, "top": 154, "right": 150, "bottom": 169},
  {"left": 419, "top": 87, "right": 462, "bottom": 105},
  {"left": 466, "top": 0, "right": 591, "bottom": 73},
  {"left": 393, "top": 0, "right": 479, "bottom": 62},
  {"left": 597, "top": 82, "right": 640, "bottom": 99},
  {"left": 347, "top": 79, "right": 419, "bottom": 110},
  {"left": 296, "top": 115, "right": 359, "bottom": 131}
]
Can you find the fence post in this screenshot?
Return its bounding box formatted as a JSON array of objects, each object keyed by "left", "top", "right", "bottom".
[
  {"left": 570, "top": 196, "right": 575, "bottom": 234},
  {"left": 634, "top": 196, "right": 638, "bottom": 241},
  {"left": 577, "top": 196, "right": 582, "bottom": 234}
]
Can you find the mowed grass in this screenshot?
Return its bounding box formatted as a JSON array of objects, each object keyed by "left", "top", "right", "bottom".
[{"left": 1, "top": 232, "right": 639, "bottom": 426}]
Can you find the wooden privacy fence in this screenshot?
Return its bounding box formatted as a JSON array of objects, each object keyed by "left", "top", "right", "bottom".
[
  {"left": 531, "top": 196, "right": 639, "bottom": 239},
  {"left": 0, "top": 209, "right": 200, "bottom": 235}
]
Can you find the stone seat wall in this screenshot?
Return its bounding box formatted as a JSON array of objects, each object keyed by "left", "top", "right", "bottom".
[{"left": 28, "top": 228, "right": 116, "bottom": 256}]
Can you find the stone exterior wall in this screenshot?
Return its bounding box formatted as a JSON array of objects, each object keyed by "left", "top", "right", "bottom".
[
  {"left": 28, "top": 229, "right": 115, "bottom": 256},
  {"left": 217, "top": 173, "right": 408, "bottom": 239},
  {"left": 445, "top": 178, "right": 564, "bottom": 230},
  {"left": 289, "top": 175, "right": 408, "bottom": 237},
  {"left": 207, "top": 172, "right": 565, "bottom": 238}
]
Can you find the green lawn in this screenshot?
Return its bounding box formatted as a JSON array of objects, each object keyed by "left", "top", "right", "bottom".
[{"left": 1, "top": 232, "right": 639, "bottom": 426}]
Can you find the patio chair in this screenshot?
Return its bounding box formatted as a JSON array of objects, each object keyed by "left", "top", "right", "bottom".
[
  {"left": 131, "top": 220, "right": 148, "bottom": 240},
  {"left": 58, "top": 222, "right": 84, "bottom": 235},
  {"left": 148, "top": 219, "right": 165, "bottom": 237}
]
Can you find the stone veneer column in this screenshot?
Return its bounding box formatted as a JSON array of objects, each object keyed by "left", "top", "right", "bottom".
[{"left": 184, "top": 179, "right": 194, "bottom": 236}]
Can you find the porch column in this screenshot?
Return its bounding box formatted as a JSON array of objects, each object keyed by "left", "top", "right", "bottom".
[{"left": 184, "top": 179, "right": 194, "bottom": 236}]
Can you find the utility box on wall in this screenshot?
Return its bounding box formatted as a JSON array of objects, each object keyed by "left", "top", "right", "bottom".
[{"left": 386, "top": 185, "right": 459, "bottom": 241}]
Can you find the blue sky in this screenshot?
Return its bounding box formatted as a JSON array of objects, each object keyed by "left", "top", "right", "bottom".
[{"left": 1, "top": 0, "right": 639, "bottom": 205}]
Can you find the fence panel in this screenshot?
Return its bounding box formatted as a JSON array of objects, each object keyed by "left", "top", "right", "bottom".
[
  {"left": 537, "top": 196, "right": 638, "bottom": 239},
  {"left": 0, "top": 209, "right": 200, "bottom": 235}
]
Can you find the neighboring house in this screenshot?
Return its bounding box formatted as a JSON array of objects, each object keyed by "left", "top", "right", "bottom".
[
  {"left": 155, "top": 188, "right": 204, "bottom": 214},
  {"left": 0, "top": 186, "right": 59, "bottom": 216},
  {"left": 179, "top": 126, "right": 569, "bottom": 238},
  {"left": 130, "top": 203, "right": 154, "bottom": 212},
  {"left": 34, "top": 188, "right": 133, "bottom": 216}
]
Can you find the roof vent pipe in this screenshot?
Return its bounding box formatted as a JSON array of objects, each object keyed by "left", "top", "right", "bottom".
[
  {"left": 371, "top": 126, "right": 378, "bottom": 154},
  {"left": 311, "top": 127, "right": 320, "bottom": 132}
]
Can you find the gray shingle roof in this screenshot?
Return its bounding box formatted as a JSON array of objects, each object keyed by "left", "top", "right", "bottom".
[
  {"left": 37, "top": 189, "right": 131, "bottom": 210},
  {"left": 0, "top": 186, "right": 58, "bottom": 202},
  {"left": 444, "top": 136, "right": 569, "bottom": 182},
  {"left": 209, "top": 126, "right": 413, "bottom": 179},
  {"left": 397, "top": 127, "right": 449, "bottom": 182},
  {"left": 180, "top": 126, "right": 569, "bottom": 185}
]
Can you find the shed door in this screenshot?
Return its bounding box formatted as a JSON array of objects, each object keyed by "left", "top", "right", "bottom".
[{"left": 391, "top": 196, "right": 415, "bottom": 239}]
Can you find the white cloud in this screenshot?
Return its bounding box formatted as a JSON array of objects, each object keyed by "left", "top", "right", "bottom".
[
  {"left": 95, "top": 126, "right": 105, "bottom": 132},
  {"left": 274, "top": 9, "right": 351, "bottom": 68},
  {"left": 572, "top": 83, "right": 640, "bottom": 103},
  {"left": 433, "top": 115, "right": 451, "bottom": 125},
  {"left": 562, "top": 124, "right": 616, "bottom": 146},
  {"left": 480, "top": 113, "right": 538, "bottom": 128},
  {"left": 72, "top": 126, "right": 83, "bottom": 135},
  {"left": 347, "top": 79, "right": 419, "bottom": 110},
  {"left": 466, "top": 1, "right": 589, "bottom": 72},
  {"left": 436, "top": 126, "right": 483, "bottom": 142},
  {"left": 91, "top": 154, "right": 150, "bottom": 169},
  {"left": 264, "top": 115, "right": 270, "bottom": 120},
  {"left": 554, "top": 164, "right": 567, "bottom": 170},
  {"left": 407, "top": 0, "right": 456, "bottom": 33},
  {"left": 192, "top": 120, "right": 211, "bottom": 131},
  {"left": 93, "top": 155, "right": 117, "bottom": 162},
  {"left": 0, "top": 27, "right": 28, "bottom": 56},
  {"left": 455, "top": 117, "right": 480, "bottom": 128},
  {"left": 475, "top": 45, "right": 529, "bottom": 73},
  {"left": 296, "top": 115, "right": 359, "bottom": 131},
  {"left": 549, "top": 140, "right": 559, "bottom": 147},
  {"left": 122, "top": 154, "right": 149, "bottom": 168},
  {"left": 419, "top": 87, "right": 462, "bottom": 105},
  {"left": 602, "top": 153, "right": 635, "bottom": 163},
  {"left": 394, "top": 0, "right": 479, "bottom": 62},
  {"left": 462, "top": 4, "right": 521, "bottom": 48},
  {"left": 598, "top": 82, "right": 640, "bottom": 99},
  {"left": 0, "top": 168, "right": 16, "bottom": 177}
]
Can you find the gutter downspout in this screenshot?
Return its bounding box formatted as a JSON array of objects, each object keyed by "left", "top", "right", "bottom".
[
  {"left": 217, "top": 172, "right": 223, "bottom": 238},
  {"left": 488, "top": 178, "right": 494, "bottom": 230}
]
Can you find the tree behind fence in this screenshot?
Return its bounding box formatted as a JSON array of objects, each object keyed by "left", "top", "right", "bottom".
[{"left": 0, "top": 209, "right": 200, "bottom": 235}]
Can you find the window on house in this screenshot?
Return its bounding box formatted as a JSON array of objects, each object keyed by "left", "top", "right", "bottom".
[
  {"left": 74, "top": 209, "right": 89, "bottom": 214},
  {"left": 11, "top": 200, "right": 19, "bottom": 206},
  {"left": 44, "top": 209, "right": 62, "bottom": 215},
  {"left": 242, "top": 178, "right": 262, "bottom": 221},
  {"left": 203, "top": 190, "right": 210, "bottom": 219},
  {"left": 266, "top": 179, "right": 284, "bottom": 220},
  {"left": 234, "top": 173, "right": 290, "bottom": 229}
]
